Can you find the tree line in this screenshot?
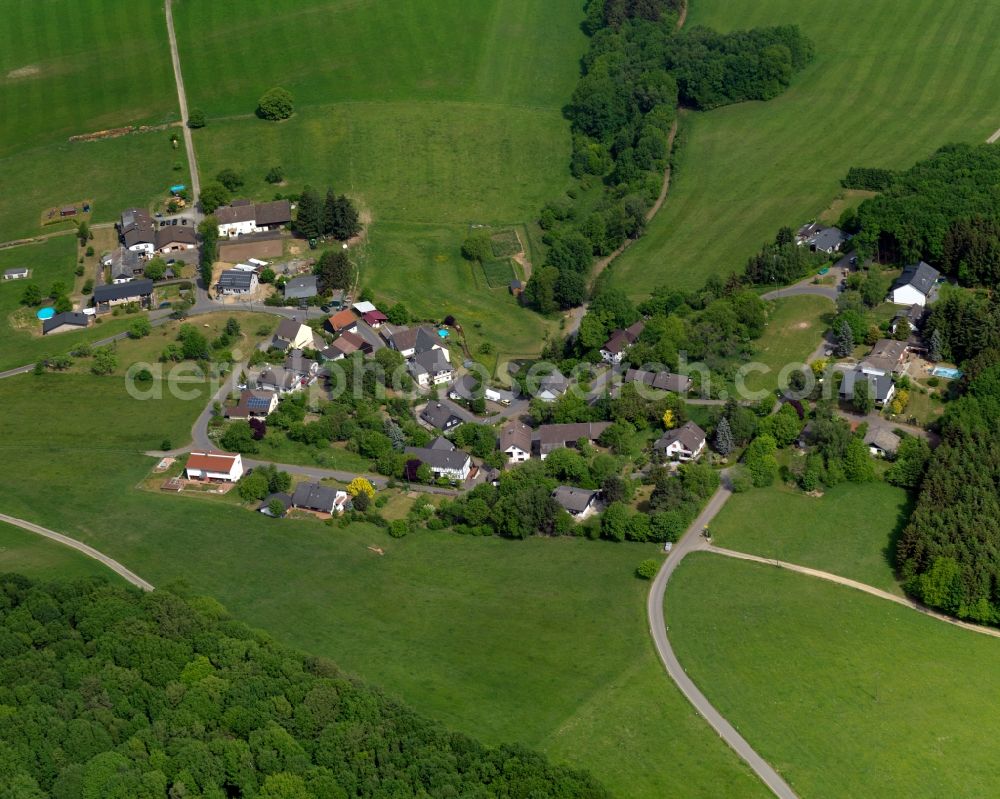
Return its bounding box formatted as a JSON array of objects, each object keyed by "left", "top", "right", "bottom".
[{"left": 0, "top": 575, "right": 609, "bottom": 798}]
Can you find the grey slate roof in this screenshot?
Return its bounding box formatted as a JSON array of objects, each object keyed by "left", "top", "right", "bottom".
[
  {"left": 840, "top": 368, "right": 895, "bottom": 403},
  {"left": 258, "top": 367, "right": 299, "bottom": 391},
  {"left": 404, "top": 442, "right": 471, "bottom": 472},
  {"left": 42, "top": 311, "right": 88, "bottom": 334},
  {"left": 864, "top": 427, "right": 901, "bottom": 454},
  {"left": 624, "top": 368, "right": 692, "bottom": 393},
  {"left": 893, "top": 261, "right": 940, "bottom": 296},
  {"left": 93, "top": 279, "right": 153, "bottom": 303},
  {"left": 291, "top": 482, "right": 341, "bottom": 512},
  {"left": 410, "top": 348, "right": 452, "bottom": 378},
  {"left": 421, "top": 402, "right": 462, "bottom": 431},
  {"left": 654, "top": 421, "right": 706, "bottom": 453},
  {"left": 4, "top": 267, "right": 28, "bottom": 277},
  {"left": 551, "top": 486, "right": 598, "bottom": 514},
  {"left": 274, "top": 318, "right": 304, "bottom": 342},
  {"left": 283, "top": 274, "right": 318, "bottom": 299},
  {"left": 808, "top": 226, "right": 846, "bottom": 251}
]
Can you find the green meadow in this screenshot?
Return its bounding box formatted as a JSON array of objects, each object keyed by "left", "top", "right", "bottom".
[
  {"left": 744, "top": 294, "right": 833, "bottom": 394},
  {"left": 611, "top": 0, "right": 1000, "bottom": 295},
  {"left": 174, "top": 0, "right": 586, "bottom": 360},
  {"left": 0, "top": 371, "right": 764, "bottom": 798},
  {"left": 0, "top": 522, "right": 124, "bottom": 584},
  {"left": 0, "top": 0, "right": 185, "bottom": 238},
  {"left": 667, "top": 554, "right": 1000, "bottom": 798}
]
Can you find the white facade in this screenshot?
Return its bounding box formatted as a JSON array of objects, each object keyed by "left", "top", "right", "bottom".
[
  {"left": 429, "top": 457, "right": 471, "bottom": 482},
  {"left": 890, "top": 284, "right": 928, "bottom": 307},
  {"left": 218, "top": 219, "right": 258, "bottom": 238},
  {"left": 185, "top": 452, "right": 244, "bottom": 482},
  {"left": 657, "top": 438, "right": 705, "bottom": 462},
  {"left": 127, "top": 241, "right": 155, "bottom": 255},
  {"left": 503, "top": 444, "right": 530, "bottom": 463}
]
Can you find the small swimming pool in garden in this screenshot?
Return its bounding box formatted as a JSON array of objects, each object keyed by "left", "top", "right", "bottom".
[
  {"left": 438, "top": 329, "right": 449, "bottom": 338},
  {"left": 932, "top": 366, "right": 962, "bottom": 379},
  {"left": 36, "top": 307, "right": 55, "bottom": 320}
]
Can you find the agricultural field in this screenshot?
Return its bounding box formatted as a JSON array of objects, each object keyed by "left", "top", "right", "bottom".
[
  {"left": 0, "top": 237, "right": 136, "bottom": 372},
  {"left": 174, "top": 0, "right": 584, "bottom": 360},
  {"left": 0, "top": 522, "right": 124, "bottom": 584},
  {"left": 0, "top": 0, "right": 186, "bottom": 239},
  {"left": 0, "top": 370, "right": 765, "bottom": 798},
  {"left": 743, "top": 295, "right": 833, "bottom": 394},
  {"left": 709, "top": 481, "right": 911, "bottom": 593},
  {"left": 667, "top": 554, "right": 1000, "bottom": 798},
  {"left": 611, "top": 0, "right": 1000, "bottom": 295}
]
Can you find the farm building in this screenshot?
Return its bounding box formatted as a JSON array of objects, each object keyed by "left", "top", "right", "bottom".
[{"left": 3, "top": 267, "right": 29, "bottom": 280}]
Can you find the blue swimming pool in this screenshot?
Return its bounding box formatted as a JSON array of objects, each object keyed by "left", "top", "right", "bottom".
[
  {"left": 438, "top": 329, "right": 449, "bottom": 338},
  {"left": 36, "top": 307, "right": 55, "bottom": 320},
  {"left": 932, "top": 366, "right": 962, "bottom": 379}
]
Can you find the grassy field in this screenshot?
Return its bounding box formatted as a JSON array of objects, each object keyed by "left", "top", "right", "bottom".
[
  {"left": 175, "top": 0, "right": 584, "bottom": 360},
  {"left": 611, "top": 0, "right": 1000, "bottom": 296},
  {"left": 0, "top": 522, "right": 124, "bottom": 584},
  {"left": 0, "top": 0, "right": 186, "bottom": 239},
  {"left": 710, "top": 481, "right": 911, "bottom": 593},
  {"left": 0, "top": 370, "right": 766, "bottom": 798},
  {"left": 0, "top": 238, "right": 136, "bottom": 371},
  {"left": 744, "top": 295, "right": 833, "bottom": 394},
  {"left": 667, "top": 554, "right": 1000, "bottom": 797}
]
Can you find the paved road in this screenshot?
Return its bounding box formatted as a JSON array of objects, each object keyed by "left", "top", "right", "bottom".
[
  {"left": 707, "top": 545, "right": 1000, "bottom": 640},
  {"left": 761, "top": 283, "right": 838, "bottom": 302},
  {"left": 164, "top": 0, "right": 200, "bottom": 205},
  {"left": 648, "top": 474, "right": 800, "bottom": 799},
  {"left": 0, "top": 512, "right": 154, "bottom": 591}
]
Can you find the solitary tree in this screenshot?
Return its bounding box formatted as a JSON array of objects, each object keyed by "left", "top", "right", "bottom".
[
  {"left": 929, "top": 328, "right": 944, "bottom": 362},
  {"left": 835, "top": 320, "right": 855, "bottom": 357},
  {"left": 199, "top": 182, "right": 230, "bottom": 214},
  {"left": 215, "top": 168, "right": 244, "bottom": 192},
  {"left": 20, "top": 283, "right": 42, "bottom": 306},
  {"left": 264, "top": 165, "right": 285, "bottom": 184},
  {"left": 188, "top": 109, "right": 206, "bottom": 128},
  {"left": 636, "top": 559, "right": 659, "bottom": 579},
  {"left": 714, "top": 415, "right": 735, "bottom": 456},
  {"left": 256, "top": 87, "right": 294, "bottom": 120}
]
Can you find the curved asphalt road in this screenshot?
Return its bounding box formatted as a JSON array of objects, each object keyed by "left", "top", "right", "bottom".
[
  {"left": 0, "top": 512, "right": 154, "bottom": 591},
  {"left": 647, "top": 475, "right": 799, "bottom": 799}
]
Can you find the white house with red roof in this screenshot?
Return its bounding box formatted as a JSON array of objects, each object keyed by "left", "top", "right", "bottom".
[{"left": 185, "top": 451, "right": 244, "bottom": 482}]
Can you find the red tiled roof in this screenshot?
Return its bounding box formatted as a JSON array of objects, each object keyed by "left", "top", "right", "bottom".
[{"left": 186, "top": 451, "right": 239, "bottom": 472}]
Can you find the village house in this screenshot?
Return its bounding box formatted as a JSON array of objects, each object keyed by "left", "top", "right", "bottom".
[
  {"left": 155, "top": 226, "right": 197, "bottom": 254},
  {"left": 283, "top": 274, "right": 318, "bottom": 302},
  {"left": 283, "top": 349, "right": 320, "bottom": 380},
  {"left": 865, "top": 427, "right": 901, "bottom": 458},
  {"left": 839, "top": 367, "right": 896, "bottom": 407},
  {"left": 224, "top": 389, "right": 279, "bottom": 420},
  {"left": 862, "top": 339, "right": 908, "bottom": 375},
  {"left": 106, "top": 248, "right": 144, "bottom": 283},
  {"left": 322, "top": 331, "right": 369, "bottom": 360},
  {"left": 326, "top": 309, "right": 359, "bottom": 335},
  {"left": 291, "top": 482, "right": 349, "bottom": 515},
  {"left": 384, "top": 325, "right": 443, "bottom": 359},
  {"left": 117, "top": 208, "right": 156, "bottom": 255},
  {"left": 623, "top": 368, "right": 692, "bottom": 394},
  {"left": 92, "top": 279, "right": 153, "bottom": 313},
  {"left": 42, "top": 311, "right": 89, "bottom": 336},
  {"left": 409, "top": 348, "right": 454, "bottom": 387},
  {"left": 536, "top": 422, "right": 612, "bottom": 459},
  {"left": 796, "top": 222, "right": 848, "bottom": 254},
  {"left": 215, "top": 200, "right": 292, "bottom": 238},
  {"left": 272, "top": 319, "right": 318, "bottom": 352},
  {"left": 536, "top": 369, "right": 569, "bottom": 402},
  {"left": 362, "top": 309, "right": 388, "bottom": 329},
  {"left": 216, "top": 269, "right": 258, "bottom": 296},
  {"left": 499, "top": 421, "right": 532, "bottom": 464},
  {"left": 654, "top": 421, "right": 707, "bottom": 462},
  {"left": 258, "top": 492, "right": 292, "bottom": 517},
  {"left": 3, "top": 267, "right": 29, "bottom": 280},
  {"left": 891, "top": 305, "right": 924, "bottom": 336},
  {"left": 420, "top": 402, "right": 463, "bottom": 433},
  {"left": 258, "top": 366, "right": 304, "bottom": 395},
  {"left": 185, "top": 451, "right": 244, "bottom": 482},
  {"left": 600, "top": 321, "right": 645, "bottom": 364},
  {"left": 405, "top": 438, "right": 472, "bottom": 482},
  {"left": 890, "top": 261, "right": 940, "bottom": 307},
  {"left": 552, "top": 486, "right": 599, "bottom": 519}
]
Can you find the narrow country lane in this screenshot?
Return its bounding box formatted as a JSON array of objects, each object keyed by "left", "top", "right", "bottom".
[
  {"left": 0, "top": 513, "right": 153, "bottom": 591},
  {"left": 165, "top": 0, "right": 201, "bottom": 204}
]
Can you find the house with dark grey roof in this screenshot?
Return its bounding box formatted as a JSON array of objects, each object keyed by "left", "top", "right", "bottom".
[
  {"left": 891, "top": 304, "right": 925, "bottom": 336},
  {"left": 216, "top": 269, "right": 258, "bottom": 296},
  {"left": 891, "top": 261, "right": 940, "bottom": 307},
  {"left": 536, "top": 422, "right": 612, "bottom": 459},
  {"left": 624, "top": 368, "right": 692, "bottom": 394},
  {"left": 258, "top": 366, "right": 302, "bottom": 395},
  {"left": 420, "top": 402, "right": 463, "bottom": 432},
  {"left": 404, "top": 439, "right": 472, "bottom": 481},
  {"left": 117, "top": 208, "right": 156, "bottom": 254},
  {"left": 865, "top": 427, "right": 900, "bottom": 458},
  {"left": 225, "top": 389, "right": 279, "bottom": 420},
  {"left": 283, "top": 349, "right": 319, "bottom": 379},
  {"left": 551, "top": 486, "right": 599, "bottom": 518},
  {"left": 409, "top": 348, "right": 454, "bottom": 387},
  {"left": 386, "top": 325, "right": 442, "bottom": 358},
  {"left": 291, "top": 482, "right": 348, "bottom": 515},
  {"left": 284, "top": 274, "right": 318, "bottom": 300},
  {"left": 42, "top": 311, "right": 89, "bottom": 335},
  {"left": 92, "top": 278, "right": 153, "bottom": 312},
  {"left": 654, "top": 421, "right": 706, "bottom": 461},
  {"left": 840, "top": 367, "right": 895, "bottom": 407},
  {"left": 536, "top": 369, "right": 569, "bottom": 402},
  {"left": 272, "top": 319, "right": 317, "bottom": 351},
  {"left": 259, "top": 492, "right": 292, "bottom": 517},
  {"left": 807, "top": 226, "right": 847, "bottom": 254},
  {"left": 3, "top": 267, "right": 29, "bottom": 280}
]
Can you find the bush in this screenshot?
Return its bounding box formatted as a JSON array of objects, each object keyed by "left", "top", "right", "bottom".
[
  {"left": 216, "top": 168, "right": 244, "bottom": 192},
  {"left": 188, "top": 108, "right": 206, "bottom": 128},
  {"left": 265, "top": 165, "right": 285, "bottom": 184},
  {"left": 257, "top": 87, "right": 294, "bottom": 120},
  {"left": 389, "top": 519, "right": 410, "bottom": 538},
  {"left": 636, "top": 558, "right": 660, "bottom": 580}
]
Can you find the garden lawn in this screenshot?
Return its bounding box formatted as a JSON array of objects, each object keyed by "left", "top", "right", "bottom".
[
  {"left": 0, "top": 238, "right": 133, "bottom": 371},
  {"left": 611, "top": 0, "right": 1000, "bottom": 295},
  {"left": 0, "top": 522, "right": 125, "bottom": 584},
  {"left": 175, "top": 0, "right": 585, "bottom": 361},
  {"left": 0, "top": 371, "right": 765, "bottom": 799},
  {"left": 0, "top": 0, "right": 184, "bottom": 238},
  {"left": 744, "top": 295, "right": 833, "bottom": 394},
  {"left": 667, "top": 554, "right": 1000, "bottom": 798},
  {"left": 710, "top": 481, "right": 910, "bottom": 593}
]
